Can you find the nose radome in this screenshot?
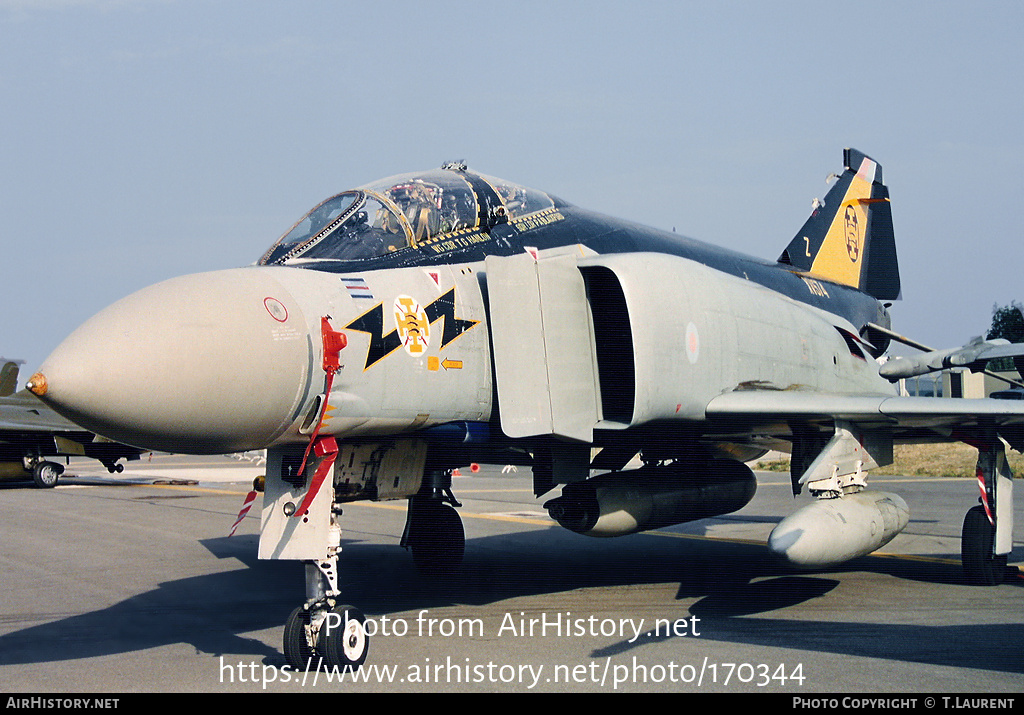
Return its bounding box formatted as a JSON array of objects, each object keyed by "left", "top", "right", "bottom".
[{"left": 33, "top": 267, "right": 313, "bottom": 453}]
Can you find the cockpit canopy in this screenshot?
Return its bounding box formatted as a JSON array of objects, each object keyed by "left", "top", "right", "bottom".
[{"left": 258, "top": 165, "right": 559, "bottom": 265}]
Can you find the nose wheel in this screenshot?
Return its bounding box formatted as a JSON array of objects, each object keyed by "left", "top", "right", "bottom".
[
  {"left": 283, "top": 606, "right": 317, "bottom": 668},
  {"left": 283, "top": 600, "right": 370, "bottom": 671},
  {"left": 283, "top": 555, "right": 370, "bottom": 672},
  {"left": 318, "top": 604, "right": 369, "bottom": 669}
]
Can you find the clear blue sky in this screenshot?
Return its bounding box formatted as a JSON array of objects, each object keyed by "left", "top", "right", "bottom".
[{"left": 2, "top": 0, "right": 1022, "bottom": 373}]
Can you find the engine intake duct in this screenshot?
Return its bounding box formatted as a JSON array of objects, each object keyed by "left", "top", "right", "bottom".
[{"left": 544, "top": 459, "right": 756, "bottom": 537}]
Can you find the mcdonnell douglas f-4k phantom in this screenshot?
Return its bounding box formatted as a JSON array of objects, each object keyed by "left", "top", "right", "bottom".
[{"left": 26, "top": 149, "right": 1024, "bottom": 669}]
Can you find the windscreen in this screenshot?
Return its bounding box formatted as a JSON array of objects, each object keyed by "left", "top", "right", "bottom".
[{"left": 258, "top": 168, "right": 559, "bottom": 265}]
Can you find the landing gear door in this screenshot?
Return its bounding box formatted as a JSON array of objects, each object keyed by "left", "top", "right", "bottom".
[
  {"left": 484, "top": 252, "right": 600, "bottom": 442},
  {"left": 259, "top": 447, "right": 335, "bottom": 561}
]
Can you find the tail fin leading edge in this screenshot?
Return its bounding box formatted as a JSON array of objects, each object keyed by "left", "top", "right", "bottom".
[
  {"left": 0, "top": 359, "right": 22, "bottom": 397},
  {"left": 779, "top": 148, "right": 901, "bottom": 301}
]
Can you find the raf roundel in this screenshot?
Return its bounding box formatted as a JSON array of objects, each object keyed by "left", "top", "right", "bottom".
[{"left": 685, "top": 322, "right": 700, "bottom": 364}]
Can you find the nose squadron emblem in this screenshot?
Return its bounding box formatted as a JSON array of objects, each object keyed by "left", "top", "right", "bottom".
[
  {"left": 394, "top": 296, "right": 430, "bottom": 355},
  {"left": 343, "top": 287, "right": 480, "bottom": 370}
]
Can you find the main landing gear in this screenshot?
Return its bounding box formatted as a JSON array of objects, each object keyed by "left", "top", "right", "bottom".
[
  {"left": 100, "top": 458, "right": 125, "bottom": 474},
  {"left": 960, "top": 435, "right": 1015, "bottom": 587},
  {"left": 962, "top": 505, "right": 1009, "bottom": 586},
  {"left": 402, "top": 469, "right": 465, "bottom": 575},
  {"left": 31, "top": 460, "right": 63, "bottom": 488}
]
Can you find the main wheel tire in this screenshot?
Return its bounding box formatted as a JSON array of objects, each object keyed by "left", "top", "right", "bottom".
[
  {"left": 409, "top": 499, "right": 465, "bottom": 575},
  {"left": 283, "top": 606, "right": 317, "bottom": 670},
  {"left": 317, "top": 604, "right": 368, "bottom": 670},
  {"left": 32, "top": 461, "right": 63, "bottom": 489},
  {"left": 962, "top": 505, "right": 1007, "bottom": 586}
]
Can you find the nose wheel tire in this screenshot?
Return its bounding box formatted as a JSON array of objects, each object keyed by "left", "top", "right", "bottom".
[
  {"left": 962, "top": 505, "right": 1008, "bottom": 586},
  {"left": 283, "top": 606, "right": 317, "bottom": 670},
  {"left": 317, "top": 604, "right": 369, "bottom": 670},
  {"left": 32, "top": 461, "right": 63, "bottom": 489}
]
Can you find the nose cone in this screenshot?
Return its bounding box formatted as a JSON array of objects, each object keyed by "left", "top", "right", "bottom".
[{"left": 34, "top": 268, "right": 313, "bottom": 453}]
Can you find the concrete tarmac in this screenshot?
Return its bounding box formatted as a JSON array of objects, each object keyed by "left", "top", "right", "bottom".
[{"left": 0, "top": 454, "right": 1021, "bottom": 694}]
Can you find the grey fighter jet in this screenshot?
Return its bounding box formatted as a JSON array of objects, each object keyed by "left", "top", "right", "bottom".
[{"left": 26, "top": 150, "right": 1024, "bottom": 669}]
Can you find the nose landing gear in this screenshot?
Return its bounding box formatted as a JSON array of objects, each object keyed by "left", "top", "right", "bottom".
[{"left": 283, "top": 561, "right": 370, "bottom": 671}]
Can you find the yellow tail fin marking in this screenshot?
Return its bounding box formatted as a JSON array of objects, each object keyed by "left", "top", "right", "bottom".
[{"left": 809, "top": 164, "right": 886, "bottom": 289}]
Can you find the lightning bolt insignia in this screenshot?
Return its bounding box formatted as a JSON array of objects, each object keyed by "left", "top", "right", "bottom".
[
  {"left": 424, "top": 288, "right": 479, "bottom": 350},
  {"left": 344, "top": 287, "right": 479, "bottom": 370}
]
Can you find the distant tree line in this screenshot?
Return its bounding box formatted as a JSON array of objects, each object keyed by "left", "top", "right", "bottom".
[{"left": 987, "top": 301, "right": 1024, "bottom": 372}]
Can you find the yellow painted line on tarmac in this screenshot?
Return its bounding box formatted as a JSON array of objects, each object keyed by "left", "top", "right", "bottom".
[
  {"left": 83, "top": 478, "right": 1020, "bottom": 574},
  {"left": 352, "top": 502, "right": 756, "bottom": 535},
  {"left": 68, "top": 479, "right": 252, "bottom": 497},
  {"left": 641, "top": 529, "right": 766, "bottom": 546},
  {"left": 453, "top": 512, "right": 554, "bottom": 527},
  {"left": 867, "top": 476, "right": 968, "bottom": 483},
  {"left": 351, "top": 500, "right": 553, "bottom": 526},
  {"left": 143, "top": 482, "right": 252, "bottom": 496},
  {"left": 349, "top": 502, "right": 1024, "bottom": 572},
  {"left": 138, "top": 461, "right": 261, "bottom": 468},
  {"left": 869, "top": 551, "right": 961, "bottom": 565},
  {"left": 754, "top": 476, "right": 969, "bottom": 486}
]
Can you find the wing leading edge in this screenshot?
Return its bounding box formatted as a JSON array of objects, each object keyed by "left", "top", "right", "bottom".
[{"left": 706, "top": 389, "right": 1024, "bottom": 440}]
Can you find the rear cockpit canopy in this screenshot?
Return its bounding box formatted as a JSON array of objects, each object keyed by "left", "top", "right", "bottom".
[{"left": 258, "top": 165, "right": 559, "bottom": 265}]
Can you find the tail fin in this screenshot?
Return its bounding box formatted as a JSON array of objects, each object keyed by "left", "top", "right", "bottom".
[
  {"left": 0, "top": 358, "right": 22, "bottom": 397},
  {"left": 778, "top": 148, "right": 900, "bottom": 300}
]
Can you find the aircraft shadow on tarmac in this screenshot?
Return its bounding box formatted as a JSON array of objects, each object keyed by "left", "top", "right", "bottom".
[{"left": 1, "top": 520, "right": 1020, "bottom": 674}]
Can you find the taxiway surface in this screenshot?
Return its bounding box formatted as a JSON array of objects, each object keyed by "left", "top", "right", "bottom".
[{"left": 1, "top": 454, "right": 1020, "bottom": 693}]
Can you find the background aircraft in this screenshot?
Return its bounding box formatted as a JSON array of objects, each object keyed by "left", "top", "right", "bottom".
[
  {"left": 0, "top": 358, "right": 141, "bottom": 487},
  {"left": 26, "top": 150, "right": 1024, "bottom": 670}
]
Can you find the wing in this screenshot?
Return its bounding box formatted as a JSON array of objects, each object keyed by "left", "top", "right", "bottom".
[
  {"left": 0, "top": 389, "right": 143, "bottom": 472},
  {"left": 706, "top": 389, "right": 1024, "bottom": 430},
  {"left": 705, "top": 389, "right": 1024, "bottom": 451},
  {"left": 707, "top": 388, "right": 1023, "bottom": 579},
  {"left": 0, "top": 388, "right": 87, "bottom": 433}
]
